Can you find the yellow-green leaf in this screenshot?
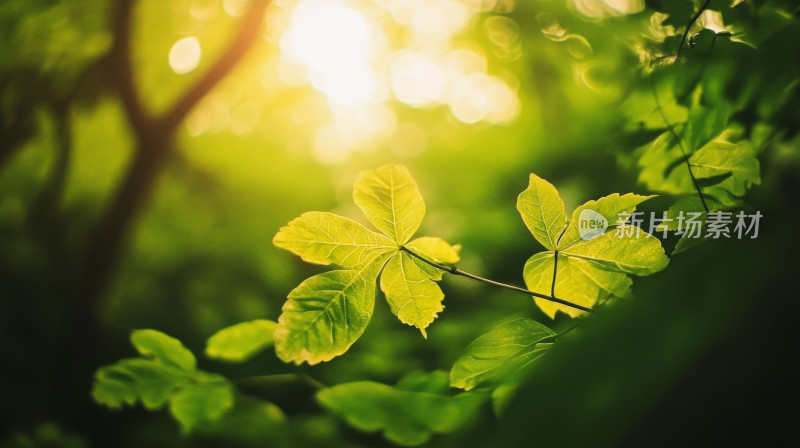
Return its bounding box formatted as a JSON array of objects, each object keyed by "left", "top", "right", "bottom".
[
  {"left": 406, "top": 237, "right": 460, "bottom": 265},
  {"left": 380, "top": 252, "right": 444, "bottom": 337},
  {"left": 560, "top": 225, "right": 669, "bottom": 276},
  {"left": 169, "top": 373, "right": 235, "bottom": 433},
  {"left": 274, "top": 253, "right": 391, "bottom": 365},
  {"left": 273, "top": 211, "right": 396, "bottom": 268},
  {"left": 205, "top": 320, "right": 277, "bottom": 363},
  {"left": 131, "top": 329, "right": 196, "bottom": 374},
  {"left": 353, "top": 165, "right": 425, "bottom": 245},
  {"left": 450, "top": 318, "right": 555, "bottom": 390},
  {"left": 557, "top": 193, "right": 654, "bottom": 250},
  {"left": 517, "top": 174, "right": 566, "bottom": 250},
  {"left": 523, "top": 252, "right": 632, "bottom": 318}
]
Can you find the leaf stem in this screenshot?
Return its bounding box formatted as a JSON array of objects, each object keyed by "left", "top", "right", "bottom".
[
  {"left": 399, "top": 247, "right": 592, "bottom": 313},
  {"left": 651, "top": 86, "right": 711, "bottom": 213},
  {"left": 677, "top": 0, "right": 712, "bottom": 59}
]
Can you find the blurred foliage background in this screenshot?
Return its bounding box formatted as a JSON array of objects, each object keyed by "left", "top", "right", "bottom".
[{"left": 1, "top": 0, "right": 799, "bottom": 446}]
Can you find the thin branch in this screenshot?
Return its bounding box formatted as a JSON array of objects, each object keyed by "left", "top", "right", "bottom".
[
  {"left": 652, "top": 86, "right": 710, "bottom": 213},
  {"left": 676, "top": 0, "right": 712, "bottom": 59},
  {"left": 80, "top": 0, "right": 271, "bottom": 306},
  {"left": 109, "top": 0, "right": 147, "bottom": 136},
  {"left": 551, "top": 251, "right": 559, "bottom": 298},
  {"left": 161, "top": 0, "right": 270, "bottom": 134},
  {"left": 399, "top": 247, "right": 592, "bottom": 313}
]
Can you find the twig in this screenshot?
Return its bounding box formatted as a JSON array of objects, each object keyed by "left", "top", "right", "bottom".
[
  {"left": 652, "top": 86, "right": 710, "bottom": 213},
  {"left": 109, "top": 0, "right": 147, "bottom": 136},
  {"left": 81, "top": 0, "right": 271, "bottom": 306},
  {"left": 676, "top": 0, "right": 712, "bottom": 59},
  {"left": 399, "top": 247, "right": 592, "bottom": 313},
  {"left": 161, "top": 0, "right": 270, "bottom": 133}
]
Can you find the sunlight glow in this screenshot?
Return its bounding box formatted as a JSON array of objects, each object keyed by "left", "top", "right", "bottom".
[
  {"left": 449, "top": 74, "right": 519, "bottom": 124},
  {"left": 272, "top": 0, "right": 522, "bottom": 162},
  {"left": 281, "top": 0, "right": 382, "bottom": 107},
  {"left": 571, "top": 0, "right": 643, "bottom": 18},
  {"left": 390, "top": 51, "right": 448, "bottom": 106},
  {"left": 169, "top": 36, "right": 202, "bottom": 74}
]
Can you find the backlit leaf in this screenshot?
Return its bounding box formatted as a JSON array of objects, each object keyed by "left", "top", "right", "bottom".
[
  {"left": 517, "top": 174, "right": 566, "bottom": 250},
  {"left": 353, "top": 165, "right": 425, "bottom": 245},
  {"left": 273, "top": 211, "right": 396, "bottom": 268},
  {"left": 517, "top": 178, "right": 668, "bottom": 318},
  {"left": 130, "top": 329, "right": 196, "bottom": 374},
  {"left": 561, "top": 225, "right": 669, "bottom": 276},
  {"left": 450, "top": 318, "right": 555, "bottom": 390},
  {"left": 205, "top": 320, "right": 277, "bottom": 363},
  {"left": 380, "top": 251, "right": 444, "bottom": 337},
  {"left": 523, "top": 253, "right": 632, "bottom": 318},
  {"left": 274, "top": 253, "right": 391, "bottom": 365},
  {"left": 557, "top": 193, "right": 654, "bottom": 250}
]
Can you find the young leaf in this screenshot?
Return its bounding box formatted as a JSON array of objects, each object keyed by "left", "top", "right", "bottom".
[
  {"left": 523, "top": 253, "right": 631, "bottom": 318},
  {"left": 353, "top": 164, "right": 425, "bottom": 245},
  {"left": 92, "top": 359, "right": 187, "bottom": 409},
  {"left": 274, "top": 253, "right": 391, "bottom": 365},
  {"left": 317, "top": 380, "right": 485, "bottom": 446},
  {"left": 450, "top": 318, "right": 555, "bottom": 391},
  {"left": 517, "top": 174, "right": 566, "bottom": 250},
  {"left": 130, "top": 329, "right": 196, "bottom": 373},
  {"left": 379, "top": 251, "right": 444, "bottom": 338},
  {"left": 405, "top": 236, "right": 460, "bottom": 266},
  {"left": 517, "top": 180, "right": 668, "bottom": 318},
  {"left": 93, "top": 330, "right": 238, "bottom": 433},
  {"left": 273, "top": 165, "right": 461, "bottom": 363},
  {"left": 557, "top": 193, "right": 654, "bottom": 250},
  {"left": 690, "top": 141, "right": 760, "bottom": 199},
  {"left": 169, "top": 373, "right": 235, "bottom": 433},
  {"left": 273, "top": 211, "right": 396, "bottom": 268},
  {"left": 560, "top": 226, "right": 669, "bottom": 276},
  {"left": 205, "top": 319, "right": 277, "bottom": 363}
]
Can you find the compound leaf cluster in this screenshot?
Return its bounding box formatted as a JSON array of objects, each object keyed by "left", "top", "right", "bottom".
[{"left": 273, "top": 165, "right": 460, "bottom": 364}]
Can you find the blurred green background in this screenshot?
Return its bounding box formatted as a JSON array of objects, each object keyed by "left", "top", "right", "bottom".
[{"left": 1, "top": 0, "right": 798, "bottom": 446}]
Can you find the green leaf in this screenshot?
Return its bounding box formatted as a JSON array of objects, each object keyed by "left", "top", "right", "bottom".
[
  {"left": 450, "top": 318, "right": 555, "bottom": 391},
  {"left": 516, "top": 180, "right": 667, "bottom": 318},
  {"left": 274, "top": 253, "right": 391, "bottom": 365},
  {"left": 353, "top": 164, "right": 426, "bottom": 245},
  {"left": 274, "top": 165, "right": 462, "bottom": 360},
  {"left": 205, "top": 320, "right": 277, "bottom": 363},
  {"left": 317, "top": 381, "right": 485, "bottom": 446},
  {"left": 380, "top": 251, "right": 444, "bottom": 337},
  {"left": 273, "top": 211, "right": 396, "bottom": 268},
  {"left": 130, "top": 329, "right": 196, "bottom": 373},
  {"left": 523, "top": 253, "right": 632, "bottom": 318},
  {"left": 690, "top": 140, "right": 760, "bottom": 199},
  {"left": 169, "top": 373, "right": 235, "bottom": 433},
  {"left": 557, "top": 193, "right": 655, "bottom": 250},
  {"left": 683, "top": 92, "right": 731, "bottom": 152},
  {"left": 561, "top": 225, "right": 670, "bottom": 276},
  {"left": 93, "top": 331, "right": 238, "bottom": 433},
  {"left": 405, "top": 236, "right": 460, "bottom": 266},
  {"left": 517, "top": 174, "right": 566, "bottom": 250},
  {"left": 92, "top": 359, "right": 187, "bottom": 410}
]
